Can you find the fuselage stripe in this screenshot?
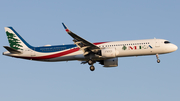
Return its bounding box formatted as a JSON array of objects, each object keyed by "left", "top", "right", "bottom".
[{"left": 14, "top": 42, "right": 107, "bottom": 60}]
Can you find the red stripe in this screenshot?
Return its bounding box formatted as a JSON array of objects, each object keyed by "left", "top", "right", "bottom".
[
  {"left": 14, "top": 42, "right": 108, "bottom": 60},
  {"left": 33, "top": 48, "right": 79, "bottom": 60}
]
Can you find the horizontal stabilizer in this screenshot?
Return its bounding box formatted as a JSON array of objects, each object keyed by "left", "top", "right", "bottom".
[{"left": 3, "top": 46, "right": 22, "bottom": 54}]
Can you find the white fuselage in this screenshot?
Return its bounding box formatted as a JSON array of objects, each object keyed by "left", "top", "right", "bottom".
[{"left": 3, "top": 39, "right": 178, "bottom": 62}]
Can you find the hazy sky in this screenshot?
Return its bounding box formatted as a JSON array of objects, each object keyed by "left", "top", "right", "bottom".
[{"left": 1, "top": 0, "right": 180, "bottom": 101}]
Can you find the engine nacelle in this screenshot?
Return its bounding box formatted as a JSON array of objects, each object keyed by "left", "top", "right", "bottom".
[
  {"left": 101, "top": 48, "right": 116, "bottom": 58},
  {"left": 99, "top": 58, "right": 118, "bottom": 67}
]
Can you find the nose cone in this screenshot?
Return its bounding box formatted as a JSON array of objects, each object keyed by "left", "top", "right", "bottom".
[
  {"left": 171, "top": 44, "right": 178, "bottom": 52},
  {"left": 165, "top": 44, "right": 178, "bottom": 53}
]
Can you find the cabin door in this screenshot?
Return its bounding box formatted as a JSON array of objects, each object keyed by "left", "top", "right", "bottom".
[
  {"left": 31, "top": 48, "right": 36, "bottom": 57},
  {"left": 155, "top": 39, "right": 160, "bottom": 47}
]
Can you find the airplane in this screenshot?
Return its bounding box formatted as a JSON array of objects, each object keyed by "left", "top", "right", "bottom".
[{"left": 3, "top": 23, "right": 178, "bottom": 71}]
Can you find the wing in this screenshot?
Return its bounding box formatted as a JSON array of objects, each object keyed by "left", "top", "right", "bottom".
[{"left": 62, "top": 23, "right": 100, "bottom": 55}]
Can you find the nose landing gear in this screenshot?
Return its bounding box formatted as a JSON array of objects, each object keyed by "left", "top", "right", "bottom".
[
  {"left": 156, "top": 54, "right": 160, "bottom": 63},
  {"left": 157, "top": 59, "right": 160, "bottom": 63}
]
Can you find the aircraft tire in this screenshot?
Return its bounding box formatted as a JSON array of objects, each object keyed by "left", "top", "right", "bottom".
[
  {"left": 88, "top": 59, "right": 93, "bottom": 65},
  {"left": 90, "top": 66, "right": 95, "bottom": 71},
  {"left": 157, "top": 59, "right": 160, "bottom": 63}
]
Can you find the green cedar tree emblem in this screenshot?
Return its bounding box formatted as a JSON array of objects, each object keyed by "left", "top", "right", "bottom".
[
  {"left": 122, "top": 45, "right": 127, "bottom": 50},
  {"left": 6, "top": 31, "right": 23, "bottom": 50}
]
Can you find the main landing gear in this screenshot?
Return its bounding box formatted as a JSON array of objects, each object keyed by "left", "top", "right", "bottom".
[
  {"left": 90, "top": 65, "right": 95, "bottom": 71},
  {"left": 156, "top": 54, "right": 160, "bottom": 63},
  {"left": 88, "top": 59, "right": 95, "bottom": 71}
]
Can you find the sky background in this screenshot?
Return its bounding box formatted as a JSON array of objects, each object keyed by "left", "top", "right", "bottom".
[{"left": 0, "top": 0, "right": 180, "bottom": 101}]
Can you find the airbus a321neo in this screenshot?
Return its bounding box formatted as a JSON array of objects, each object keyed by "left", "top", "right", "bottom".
[{"left": 3, "top": 23, "right": 178, "bottom": 71}]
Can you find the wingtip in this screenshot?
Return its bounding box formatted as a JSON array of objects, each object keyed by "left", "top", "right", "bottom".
[
  {"left": 62, "top": 23, "right": 70, "bottom": 32},
  {"left": 62, "top": 23, "right": 67, "bottom": 29}
]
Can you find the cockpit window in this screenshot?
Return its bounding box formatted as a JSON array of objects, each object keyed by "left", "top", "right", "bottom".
[{"left": 164, "top": 41, "right": 170, "bottom": 44}]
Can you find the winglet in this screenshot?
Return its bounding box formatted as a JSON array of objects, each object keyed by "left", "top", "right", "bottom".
[{"left": 62, "top": 23, "right": 70, "bottom": 32}]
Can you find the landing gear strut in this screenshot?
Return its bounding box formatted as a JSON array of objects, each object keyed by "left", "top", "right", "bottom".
[{"left": 156, "top": 54, "right": 160, "bottom": 63}]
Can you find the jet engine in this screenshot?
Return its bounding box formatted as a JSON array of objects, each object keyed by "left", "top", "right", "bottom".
[{"left": 99, "top": 57, "right": 118, "bottom": 67}]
